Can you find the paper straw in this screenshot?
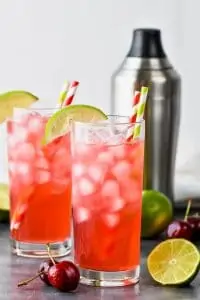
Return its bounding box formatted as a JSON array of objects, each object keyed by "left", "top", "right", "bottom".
[
  {"left": 130, "top": 91, "right": 141, "bottom": 123},
  {"left": 61, "top": 81, "right": 79, "bottom": 107},
  {"left": 57, "top": 80, "right": 70, "bottom": 108},
  {"left": 126, "top": 91, "right": 140, "bottom": 142},
  {"left": 126, "top": 86, "right": 148, "bottom": 141},
  {"left": 133, "top": 86, "right": 148, "bottom": 138}
]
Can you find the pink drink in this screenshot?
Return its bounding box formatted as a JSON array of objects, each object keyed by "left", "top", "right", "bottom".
[
  {"left": 72, "top": 126, "right": 144, "bottom": 286},
  {"left": 7, "top": 110, "right": 72, "bottom": 257}
]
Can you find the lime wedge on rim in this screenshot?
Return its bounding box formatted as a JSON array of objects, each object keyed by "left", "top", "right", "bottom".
[
  {"left": 44, "top": 104, "right": 107, "bottom": 144},
  {"left": 147, "top": 238, "right": 200, "bottom": 286},
  {"left": 0, "top": 90, "right": 38, "bottom": 124}
]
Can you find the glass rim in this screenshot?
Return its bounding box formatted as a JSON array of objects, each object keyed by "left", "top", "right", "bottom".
[
  {"left": 10, "top": 109, "right": 145, "bottom": 126},
  {"left": 6, "top": 107, "right": 59, "bottom": 121},
  {"left": 13, "top": 107, "right": 59, "bottom": 111},
  {"left": 74, "top": 115, "right": 145, "bottom": 126}
]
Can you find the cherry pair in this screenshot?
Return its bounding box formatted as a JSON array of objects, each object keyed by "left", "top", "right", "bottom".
[
  {"left": 18, "top": 259, "right": 80, "bottom": 292},
  {"left": 166, "top": 216, "right": 200, "bottom": 241},
  {"left": 166, "top": 200, "right": 200, "bottom": 241}
]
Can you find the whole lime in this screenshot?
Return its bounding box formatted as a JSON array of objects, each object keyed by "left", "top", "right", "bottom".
[
  {"left": 0, "top": 183, "right": 9, "bottom": 223},
  {"left": 142, "top": 190, "right": 173, "bottom": 238}
]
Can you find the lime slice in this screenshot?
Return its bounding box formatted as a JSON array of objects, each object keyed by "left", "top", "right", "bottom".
[
  {"left": 0, "top": 90, "right": 39, "bottom": 124},
  {"left": 147, "top": 238, "right": 200, "bottom": 286},
  {"left": 0, "top": 183, "right": 9, "bottom": 222},
  {"left": 44, "top": 104, "right": 108, "bottom": 144}
]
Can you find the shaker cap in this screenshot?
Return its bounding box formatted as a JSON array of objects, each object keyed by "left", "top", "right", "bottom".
[{"left": 127, "top": 28, "right": 166, "bottom": 58}]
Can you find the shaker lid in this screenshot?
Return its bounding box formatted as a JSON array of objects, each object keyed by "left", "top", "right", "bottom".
[{"left": 127, "top": 28, "right": 166, "bottom": 58}]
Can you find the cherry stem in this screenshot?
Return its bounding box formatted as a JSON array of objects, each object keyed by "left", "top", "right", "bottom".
[
  {"left": 184, "top": 199, "right": 192, "bottom": 221},
  {"left": 47, "top": 243, "right": 56, "bottom": 265},
  {"left": 18, "top": 271, "right": 43, "bottom": 287}
]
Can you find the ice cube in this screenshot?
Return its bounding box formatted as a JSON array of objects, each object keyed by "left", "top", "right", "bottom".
[
  {"left": 7, "top": 135, "right": 18, "bottom": 149},
  {"left": 73, "top": 163, "right": 86, "bottom": 177},
  {"left": 88, "top": 164, "right": 106, "bottom": 183},
  {"left": 8, "top": 162, "right": 17, "bottom": 174},
  {"left": 112, "top": 160, "right": 132, "bottom": 180},
  {"left": 97, "top": 151, "right": 114, "bottom": 165},
  {"left": 87, "top": 130, "right": 101, "bottom": 144},
  {"left": 36, "top": 170, "right": 51, "bottom": 184},
  {"left": 9, "top": 142, "right": 35, "bottom": 161},
  {"left": 109, "top": 134, "right": 126, "bottom": 145},
  {"left": 110, "top": 145, "right": 126, "bottom": 159},
  {"left": 101, "top": 180, "right": 120, "bottom": 198},
  {"left": 18, "top": 143, "right": 35, "bottom": 161},
  {"left": 8, "top": 127, "right": 29, "bottom": 151},
  {"left": 103, "top": 213, "right": 119, "bottom": 228},
  {"left": 17, "top": 162, "right": 30, "bottom": 175},
  {"left": 28, "top": 114, "right": 44, "bottom": 134},
  {"left": 14, "top": 126, "right": 29, "bottom": 143},
  {"left": 78, "top": 178, "right": 96, "bottom": 196},
  {"left": 88, "top": 128, "right": 110, "bottom": 144},
  {"left": 75, "top": 144, "right": 89, "bottom": 157},
  {"left": 35, "top": 156, "right": 50, "bottom": 170},
  {"left": 74, "top": 207, "right": 90, "bottom": 223},
  {"left": 109, "top": 197, "right": 125, "bottom": 212},
  {"left": 17, "top": 162, "right": 34, "bottom": 185},
  {"left": 72, "top": 182, "right": 79, "bottom": 196}
]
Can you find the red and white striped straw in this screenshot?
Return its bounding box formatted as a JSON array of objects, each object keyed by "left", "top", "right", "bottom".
[
  {"left": 57, "top": 80, "right": 70, "bottom": 108},
  {"left": 127, "top": 90, "right": 140, "bottom": 141},
  {"left": 130, "top": 91, "right": 140, "bottom": 123},
  {"left": 61, "top": 80, "right": 80, "bottom": 107}
]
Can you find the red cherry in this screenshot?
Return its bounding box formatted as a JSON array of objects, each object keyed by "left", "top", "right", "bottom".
[
  {"left": 48, "top": 261, "right": 80, "bottom": 292},
  {"left": 39, "top": 259, "right": 57, "bottom": 286},
  {"left": 187, "top": 216, "right": 200, "bottom": 241},
  {"left": 166, "top": 220, "right": 193, "bottom": 240}
]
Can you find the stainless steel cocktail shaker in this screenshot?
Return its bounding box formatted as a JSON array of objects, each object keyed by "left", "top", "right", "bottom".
[{"left": 111, "top": 28, "right": 181, "bottom": 202}]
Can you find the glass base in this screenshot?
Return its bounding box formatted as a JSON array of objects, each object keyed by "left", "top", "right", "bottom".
[
  {"left": 11, "top": 238, "right": 71, "bottom": 258},
  {"left": 79, "top": 266, "right": 140, "bottom": 287}
]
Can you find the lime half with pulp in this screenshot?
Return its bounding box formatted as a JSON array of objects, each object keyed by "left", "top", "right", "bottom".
[
  {"left": 147, "top": 238, "right": 200, "bottom": 286},
  {"left": 44, "top": 104, "right": 107, "bottom": 144},
  {"left": 0, "top": 183, "right": 9, "bottom": 222}
]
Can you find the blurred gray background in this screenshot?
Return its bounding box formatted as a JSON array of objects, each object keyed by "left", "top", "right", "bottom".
[{"left": 0, "top": 0, "right": 199, "bottom": 201}]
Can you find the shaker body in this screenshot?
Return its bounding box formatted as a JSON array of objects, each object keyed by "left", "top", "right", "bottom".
[{"left": 111, "top": 58, "right": 181, "bottom": 201}]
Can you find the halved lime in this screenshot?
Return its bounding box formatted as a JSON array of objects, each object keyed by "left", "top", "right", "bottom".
[
  {"left": 44, "top": 104, "right": 107, "bottom": 144},
  {"left": 0, "top": 90, "right": 39, "bottom": 124},
  {"left": 147, "top": 238, "right": 200, "bottom": 286},
  {"left": 0, "top": 183, "right": 9, "bottom": 222}
]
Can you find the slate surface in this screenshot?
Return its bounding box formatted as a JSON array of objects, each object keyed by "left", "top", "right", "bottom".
[{"left": 0, "top": 224, "right": 199, "bottom": 300}]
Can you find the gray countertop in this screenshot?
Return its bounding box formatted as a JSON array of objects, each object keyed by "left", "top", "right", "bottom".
[{"left": 0, "top": 224, "right": 200, "bottom": 300}]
